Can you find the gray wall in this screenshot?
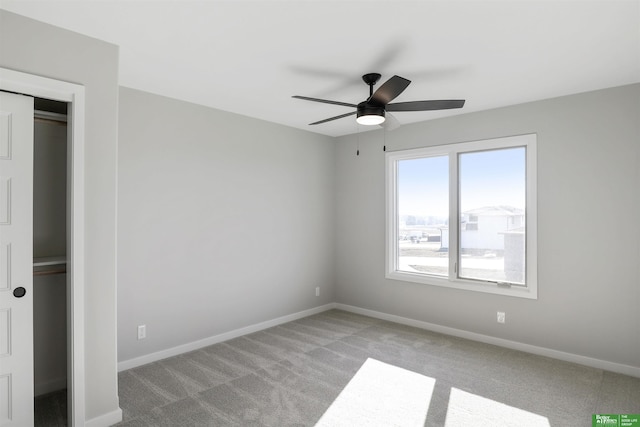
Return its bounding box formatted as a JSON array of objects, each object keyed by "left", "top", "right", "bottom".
[
  {"left": 0, "top": 10, "right": 120, "bottom": 422},
  {"left": 335, "top": 84, "right": 640, "bottom": 369},
  {"left": 117, "top": 87, "right": 336, "bottom": 362}
]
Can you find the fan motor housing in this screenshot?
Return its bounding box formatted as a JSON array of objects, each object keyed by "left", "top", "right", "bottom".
[{"left": 357, "top": 101, "right": 385, "bottom": 120}]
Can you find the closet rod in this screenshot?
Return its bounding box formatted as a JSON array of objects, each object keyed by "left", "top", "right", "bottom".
[{"left": 33, "top": 267, "right": 66, "bottom": 277}]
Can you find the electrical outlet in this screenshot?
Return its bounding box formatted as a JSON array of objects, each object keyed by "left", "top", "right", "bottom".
[
  {"left": 137, "top": 324, "right": 146, "bottom": 340},
  {"left": 315, "top": 287, "right": 320, "bottom": 297},
  {"left": 497, "top": 312, "right": 506, "bottom": 324}
]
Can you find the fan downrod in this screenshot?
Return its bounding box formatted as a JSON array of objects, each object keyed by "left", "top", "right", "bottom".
[{"left": 362, "top": 73, "right": 381, "bottom": 97}]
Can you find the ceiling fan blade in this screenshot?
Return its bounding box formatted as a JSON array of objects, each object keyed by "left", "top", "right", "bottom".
[
  {"left": 380, "top": 112, "right": 401, "bottom": 131},
  {"left": 368, "top": 75, "right": 411, "bottom": 106},
  {"left": 292, "top": 95, "right": 357, "bottom": 108},
  {"left": 387, "top": 99, "right": 465, "bottom": 112},
  {"left": 309, "top": 111, "right": 356, "bottom": 125}
]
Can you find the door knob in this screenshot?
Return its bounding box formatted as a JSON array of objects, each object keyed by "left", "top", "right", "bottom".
[{"left": 13, "top": 287, "right": 26, "bottom": 298}]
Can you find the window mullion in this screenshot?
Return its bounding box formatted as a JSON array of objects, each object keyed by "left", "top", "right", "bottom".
[
  {"left": 448, "top": 151, "right": 459, "bottom": 281},
  {"left": 387, "top": 157, "right": 399, "bottom": 275}
]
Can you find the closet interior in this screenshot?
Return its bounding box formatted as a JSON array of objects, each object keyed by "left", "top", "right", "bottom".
[{"left": 33, "top": 97, "right": 69, "bottom": 425}]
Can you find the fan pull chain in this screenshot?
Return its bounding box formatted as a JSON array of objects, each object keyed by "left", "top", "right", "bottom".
[
  {"left": 356, "top": 125, "right": 360, "bottom": 156},
  {"left": 383, "top": 127, "right": 386, "bottom": 152}
]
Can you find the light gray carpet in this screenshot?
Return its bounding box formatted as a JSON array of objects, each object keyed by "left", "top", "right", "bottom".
[
  {"left": 37, "top": 310, "right": 640, "bottom": 426},
  {"left": 35, "top": 388, "right": 67, "bottom": 427}
]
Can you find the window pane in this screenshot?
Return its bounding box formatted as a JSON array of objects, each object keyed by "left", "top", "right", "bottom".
[
  {"left": 458, "top": 147, "right": 526, "bottom": 284},
  {"left": 397, "top": 156, "right": 449, "bottom": 277}
]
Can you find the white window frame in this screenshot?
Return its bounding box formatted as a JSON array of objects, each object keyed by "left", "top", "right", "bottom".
[{"left": 386, "top": 134, "right": 537, "bottom": 299}]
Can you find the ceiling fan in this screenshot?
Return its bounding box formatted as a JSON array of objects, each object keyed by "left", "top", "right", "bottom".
[{"left": 293, "top": 73, "right": 465, "bottom": 130}]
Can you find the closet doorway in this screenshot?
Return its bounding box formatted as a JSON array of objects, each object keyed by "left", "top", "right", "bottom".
[
  {"left": 0, "top": 68, "right": 86, "bottom": 427},
  {"left": 33, "top": 98, "right": 69, "bottom": 425}
]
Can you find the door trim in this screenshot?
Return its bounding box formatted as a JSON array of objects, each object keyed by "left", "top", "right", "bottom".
[{"left": 0, "top": 67, "right": 85, "bottom": 426}]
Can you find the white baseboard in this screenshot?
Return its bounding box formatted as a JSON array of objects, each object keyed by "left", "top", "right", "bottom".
[
  {"left": 335, "top": 303, "right": 640, "bottom": 378},
  {"left": 85, "top": 407, "right": 123, "bottom": 427},
  {"left": 118, "top": 303, "right": 337, "bottom": 371},
  {"left": 117, "top": 301, "right": 639, "bottom": 378},
  {"left": 35, "top": 376, "right": 66, "bottom": 397}
]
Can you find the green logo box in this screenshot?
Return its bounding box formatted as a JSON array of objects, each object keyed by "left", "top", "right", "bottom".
[{"left": 593, "top": 415, "right": 640, "bottom": 427}]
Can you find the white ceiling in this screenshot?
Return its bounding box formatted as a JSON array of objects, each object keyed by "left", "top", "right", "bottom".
[{"left": 2, "top": 0, "right": 639, "bottom": 137}]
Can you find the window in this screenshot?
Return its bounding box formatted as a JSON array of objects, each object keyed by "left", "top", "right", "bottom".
[{"left": 386, "top": 134, "right": 537, "bottom": 299}]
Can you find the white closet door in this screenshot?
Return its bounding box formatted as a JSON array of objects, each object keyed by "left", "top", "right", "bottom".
[{"left": 0, "top": 91, "right": 34, "bottom": 426}]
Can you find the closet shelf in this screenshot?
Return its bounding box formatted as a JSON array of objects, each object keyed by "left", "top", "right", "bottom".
[
  {"left": 33, "top": 256, "right": 66, "bottom": 267},
  {"left": 33, "top": 256, "right": 67, "bottom": 276}
]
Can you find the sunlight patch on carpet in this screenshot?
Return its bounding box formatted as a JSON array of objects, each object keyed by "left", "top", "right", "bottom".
[
  {"left": 315, "top": 358, "right": 435, "bottom": 427},
  {"left": 445, "top": 387, "right": 550, "bottom": 427}
]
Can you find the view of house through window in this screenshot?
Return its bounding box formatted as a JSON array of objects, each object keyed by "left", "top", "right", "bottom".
[
  {"left": 387, "top": 134, "right": 537, "bottom": 298},
  {"left": 458, "top": 147, "right": 526, "bottom": 284}
]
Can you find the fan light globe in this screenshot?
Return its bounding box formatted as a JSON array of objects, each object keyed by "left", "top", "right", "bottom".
[
  {"left": 356, "top": 102, "right": 386, "bottom": 125},
  {"left": 356, "top": 114, "right": 386, "bottom": 125}
]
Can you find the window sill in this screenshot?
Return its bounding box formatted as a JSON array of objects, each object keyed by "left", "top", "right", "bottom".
[{"left": 386, "top": 270, "right": 538, "bottom": 299}]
